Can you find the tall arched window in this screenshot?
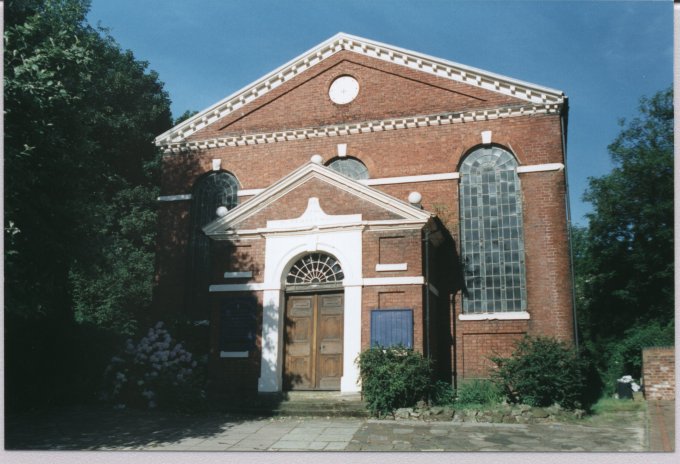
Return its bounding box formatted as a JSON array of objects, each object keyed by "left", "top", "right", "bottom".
[
  {"left": 327, "top": 157, "right": 369, "bottom": 180},
  {"left": 459, "top": 146, "right": 526, "bottom": 313},
  {"left": 187, "top": 171, "right": 239, "bottom": 317}
]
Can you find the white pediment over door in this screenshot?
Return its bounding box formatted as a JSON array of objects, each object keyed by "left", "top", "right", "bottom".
[{"left": 266, "top": 197, "right": 362, "bottom": 230}]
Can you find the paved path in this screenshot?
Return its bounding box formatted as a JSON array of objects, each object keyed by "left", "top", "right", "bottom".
[
  {"left": 5, "top": 405, "right": 651, "bottom": 452},
  {"left": 145, "top": 418, "right": 362, "bottom": 451},
  {"left": 346, "top": 417, "right": 646, "bottom": 451},
  {"left": 647, "top": 400, "right": 675, "bottom": 452}
]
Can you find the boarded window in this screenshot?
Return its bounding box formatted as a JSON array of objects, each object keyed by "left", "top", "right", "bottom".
[
  {"left": 459, "top": 146, "right": 527, "bottom": 313},
  {"left": 370, "top": 309, "right": 413, "bottom": 348},
  {"left": 219, "top": 297, "right": 257, "bottom": 352}
]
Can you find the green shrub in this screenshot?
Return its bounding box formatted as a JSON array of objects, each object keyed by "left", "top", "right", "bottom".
[
  {"left": 455, "top": 379, "right": 502, "bottom": 406},
  {"left": 430, "top": 380, "right": 456, "bottom": 406},
  {"left": 357, "top": 346, "right": 432, "bottom": 416},
  {"left": 491, "top": 336, "right": 585, "bottom": 409}
]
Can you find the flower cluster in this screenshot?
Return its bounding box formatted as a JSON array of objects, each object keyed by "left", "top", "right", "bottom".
[{"left": 104, "top": 322, "right": 205, "bottom": 410}]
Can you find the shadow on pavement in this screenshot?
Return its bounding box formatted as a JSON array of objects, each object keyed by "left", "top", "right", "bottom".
[{"left": 5, "top": 404, "right": 264, "bottom": 450}]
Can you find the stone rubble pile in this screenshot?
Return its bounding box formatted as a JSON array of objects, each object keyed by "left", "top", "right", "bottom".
[{"left": 389, "top": 402, "right": 586, "bottom": 424}]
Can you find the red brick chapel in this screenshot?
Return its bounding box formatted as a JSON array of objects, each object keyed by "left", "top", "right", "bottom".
[{"left": 153, "top": 33, "right": 575, "bottom": 396}]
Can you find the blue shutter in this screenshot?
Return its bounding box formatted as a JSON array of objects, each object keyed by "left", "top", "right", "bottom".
[{"left": 370, "top": 309, "right": 413, "bottom": 348}]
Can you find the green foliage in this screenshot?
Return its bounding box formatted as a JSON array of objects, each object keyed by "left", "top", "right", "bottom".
[
  {"left": 173, "top": 109, "right": 199, "bottom": 125},
  {"left": 491, "top": 336, "right": 585, "bottom": 409},
  {"left": 577, "top": 87, "right": 673, "bottom": 339},
  {"left": 70, "top": 185, "right": 160, "bottom": 335},
  {"left": 4, "top": 0, "right": 172, "bottom": 321},
  {"left": 357, "top": 346, "right": 432, "bottom": 416},
  {"left": 599, "top": 321, "right": 673, "bottom": 393},
  {"left": 4, "top": 0, "right": 173, "bottom": 409},
  {"left": 430, "top": 380, "right": 456, "bottom": 406},
  {"left": 573, "top": 87, "right": 674, "bottom": 398},
  {"left": 455, "top": 379, "right": 503, "bottom": 406}
]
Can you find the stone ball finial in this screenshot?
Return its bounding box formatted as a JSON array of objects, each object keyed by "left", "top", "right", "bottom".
[
  {"left": 408, "top": 191, "right": 422, "bottom": 207},
  {"left": 310, "top": 154, "right": 323, "bottom": 164},
  {"left": 216, "top": 206, "right": 229, "bottom": 217}
]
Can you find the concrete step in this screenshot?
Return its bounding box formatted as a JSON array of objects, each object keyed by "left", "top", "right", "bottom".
[{"left": 221, "top": 391, "right": 370, "bottom": 418}]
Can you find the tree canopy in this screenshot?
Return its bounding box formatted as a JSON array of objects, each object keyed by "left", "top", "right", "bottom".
[
  {"left": 574, "top": 87, "right": 674, "bottom": 389},
  {"left": 5, "top": 0, "right": 172, "bottom": 324},
  {"left": 4, "top": 0, "right": 173, "bottom": 408}
]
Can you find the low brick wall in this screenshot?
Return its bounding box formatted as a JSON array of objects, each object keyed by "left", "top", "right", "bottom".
[{"left": 642, "top": 346, "right": 675, "bottom": 400}]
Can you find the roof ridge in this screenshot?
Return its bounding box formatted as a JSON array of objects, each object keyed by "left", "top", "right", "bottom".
[{"left": 155, "top": 33, "right": 565, "bottom": 148}]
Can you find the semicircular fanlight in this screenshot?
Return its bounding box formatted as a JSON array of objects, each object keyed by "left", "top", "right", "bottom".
[
  {"left": 327, "top": 157, "right": 369, "bottom": 180},
  {"left": 286, "top": 253, "right": 344, "bottom": 286}
]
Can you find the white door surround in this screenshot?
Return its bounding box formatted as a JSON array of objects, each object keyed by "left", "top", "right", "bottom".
[{"left": 257, "top": 201, "right": 363, "bottom": 393}]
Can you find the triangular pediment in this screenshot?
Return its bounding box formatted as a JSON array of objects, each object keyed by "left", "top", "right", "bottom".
[
  {"left": 188, "top": 55, "right": 506, "bottom": 140},
  {"left": 155, "top": 33, "right": 565, "bottom": 149},
  {"left": 203, "top": 162, "right": 432, "bottom": 238}
]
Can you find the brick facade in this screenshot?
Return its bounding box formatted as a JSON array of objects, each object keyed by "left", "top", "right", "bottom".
[
  {"left": 642, "top": 347, "right": 675, "bottom": 401},
  {"left": 153, "top": 34, "right": 574, "bottom": 396}
]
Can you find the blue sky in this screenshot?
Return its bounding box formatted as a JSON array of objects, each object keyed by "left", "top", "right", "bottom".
[{"left": 88, "top": 0, "right": 673, "bottom": 225}]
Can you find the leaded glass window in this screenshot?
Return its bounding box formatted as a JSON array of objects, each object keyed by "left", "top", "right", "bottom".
[
  {"left": 327, "top": 157, "right": 369, "bottom": 180},
  {"left": 188, "top": 172, "right": 239, "bottom": 317},
  {"left": 286, "top": 253, "right": 344, "bottom": 291},
  {"left": 459, "top": 147, "right": 527, "bottom": 313},
  {"left": 191, "top": 172, "right": 239, "bottom": 228}
]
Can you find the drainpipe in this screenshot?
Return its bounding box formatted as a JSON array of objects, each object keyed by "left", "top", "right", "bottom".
[
  {"left": 450, "top": 293, "right": 457, "bottom": 390},
  {"left": 424, "top": 228, "right": 431, "bottom": 358},
  {"left": 561, "top": 98, "right": 580, "bottom": 351}
]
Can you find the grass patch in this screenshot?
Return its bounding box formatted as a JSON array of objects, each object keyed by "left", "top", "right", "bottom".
[
  {"left": 455, "top": 379, "right": 503, "bottom": 406},
  {"left": 590, "top": 397, "right": 646, "bottom": 414}
]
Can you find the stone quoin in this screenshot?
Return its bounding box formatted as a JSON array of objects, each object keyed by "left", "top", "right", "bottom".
[{"left": 152, "top": 33, "right": 575, "bottom": 397}]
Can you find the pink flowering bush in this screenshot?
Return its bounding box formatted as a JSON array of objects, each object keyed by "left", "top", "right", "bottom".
[{"left": 103, "top": 322, "right": 206, "bottom": 410}]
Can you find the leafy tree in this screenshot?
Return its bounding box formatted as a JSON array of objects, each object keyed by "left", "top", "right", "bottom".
[
  {"left": 174, "top": 109, "right": 199, "bottom": 125},
  {"left": 4, "top": 0, "right": 173, "bottom": 409},
  {"left": 574, "top": 87, "right": 673, "bottom": 391}
]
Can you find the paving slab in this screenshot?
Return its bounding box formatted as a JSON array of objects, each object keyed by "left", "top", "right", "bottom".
[{"left": 4, "top": 404, "right": 654, "bottom": 452}]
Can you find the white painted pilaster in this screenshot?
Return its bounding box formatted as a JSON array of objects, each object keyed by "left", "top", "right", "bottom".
[
  {"left": 258, "top": 289, "right": 283, "bottom": 392},
  {"left": 341, "top": 284, "right": 362, "bottom": 392}
]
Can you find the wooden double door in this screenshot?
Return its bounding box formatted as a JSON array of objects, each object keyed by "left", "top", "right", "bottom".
[{"left": 284, "top": 292, "right": 344, "bottom": 390}]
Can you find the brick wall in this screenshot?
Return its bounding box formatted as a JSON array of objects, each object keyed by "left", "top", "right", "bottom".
[
  {"left": 237, "top": 177, "right": 401, "bottom": 230},
  {"left": 188, "top": 51, "right": 520, "bottom": 141},
  {"left": 154, "top": 46, "right": 574, "bottom": 389},
  {"left": 362, "top": 285, "right": 424, "bottom": 351},
  {"left": 642, "top": 347, "right": 675, "bottom": 400},
  {"left": 161, "top": 115, "right": 565, "bottom": 196}
]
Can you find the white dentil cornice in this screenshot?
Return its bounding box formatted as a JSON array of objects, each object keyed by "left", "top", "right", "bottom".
[{"left": 154, "top": 33, "right": 566, "bottom": 149}]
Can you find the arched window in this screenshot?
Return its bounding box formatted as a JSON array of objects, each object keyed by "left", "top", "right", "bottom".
[
  {"left": 327, "top": 157, "right": 369, "bottom": 180},
  {"left": 191, "top": 172, "right": 239, "bottom": 228},
  {"left": 459, "top": 146, "right": 526, "bottom": 313},
  {"left": 187, "top": 171, "right": 239, "bottom": 317},
  {"left": 286, "top": 253, "right": 344, "bottom": 291}
]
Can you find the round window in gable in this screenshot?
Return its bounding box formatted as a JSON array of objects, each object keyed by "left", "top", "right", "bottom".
[{"left": 328, "top": 75, "right": 360, "bottom": 104}]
